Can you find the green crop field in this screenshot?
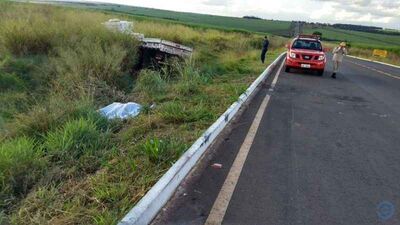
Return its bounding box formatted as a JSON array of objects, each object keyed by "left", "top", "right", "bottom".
[
  {"left": 52, "top": 1, "right": 292, "bottom": 36},
  {"left": 303, "top": 27, "right": 400, "bottom": 51}
]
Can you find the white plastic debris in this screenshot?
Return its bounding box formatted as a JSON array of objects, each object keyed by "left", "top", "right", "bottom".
[
  {"left": 103, "top": 19, "right": 133, "bottom": 34},
  {"left": 103, "top": 18, "right": 145, "bottom": 40},
  {"left": 99, "top": 102, "right": 142, "bottom": 120},
  {"left": 211, "top": 163, "right": 223, "bottom": 169}
]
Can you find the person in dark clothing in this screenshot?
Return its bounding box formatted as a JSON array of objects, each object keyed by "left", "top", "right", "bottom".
[{"left": 261, "top": 36, "right": 269, "bottom": 64}]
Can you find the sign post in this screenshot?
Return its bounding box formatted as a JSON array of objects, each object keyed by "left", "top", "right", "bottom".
[{"left": 373, "top": 49, "right": 388, "bottom": 58}]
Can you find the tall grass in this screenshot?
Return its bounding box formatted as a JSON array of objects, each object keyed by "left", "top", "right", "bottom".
[
  {"left": 50, "top": 39, "right": 137, "bottom": 105},
  {"left": 0, "top": 17, "right": 54, "bottom": 56},
  {"left": 140, "top": 137, "right": 186, "bottom": 163},
  {"left": 171, "top": 61, "right": 204, "bottom": 96},
  {"left": 0, "top": 3, "right": 113, "bottom": 56},
  {"left": 133, "top": 18, "right": 285, "bottom": 52},
  {"left": 0, "top": 72, "right": 26, "bottom": 91},
  {"left": 0, "top": 1, "right": 140, "bottom": 137},
  {"left": 0, "top": 137, "right": 46, "bottom": 210},
  {"left": 348, "top": 47, "right": 400, "bottom": 66},
  {"left": 0, "top": 92, "right": 28, "bottom": 122},
  {"left": 324, "top": 41, "right": 400, "bottom": 66},
  {"left": 7, "top": 97, "right": 106, "bottom": 139},
  {"left": 44, "top": 118, "right": 105, "bottom": 166},
  {"left": 134, "top": 69, "right": 167, "bottom": 100},
  {"left": 159, "top": 101, "right": 215, "bottom": 123}
]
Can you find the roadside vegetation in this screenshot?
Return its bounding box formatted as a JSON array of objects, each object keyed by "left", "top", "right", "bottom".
[
  {"left": 58, "top": 1, "right": 400, "bottom": 66},
  {"left": 0, "top": 2, "right": 285, "bottom": 224},
  {"left": 344, "top": 48, "right": 400, "bottom": 66},
  {"left": 304, "top": 27, "right": 400, "bottom": 49},
  {"left": 322, "top": 42, "right": 400, "bottom": 66},
  {"left": 304, "top": 27, "right": 400, "bottom": 66}
]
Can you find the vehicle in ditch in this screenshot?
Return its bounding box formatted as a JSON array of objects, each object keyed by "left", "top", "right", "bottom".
[{"left": 103, "top": 19, "right": 193, "bottom": 67}]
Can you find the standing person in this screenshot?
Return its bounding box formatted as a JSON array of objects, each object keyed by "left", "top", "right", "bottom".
[
  {"left": 331, "top": 42, "right": 347, "bottom": 79},
  {"left": 261, "top": 36, "right": 269, "bottom": 64}
]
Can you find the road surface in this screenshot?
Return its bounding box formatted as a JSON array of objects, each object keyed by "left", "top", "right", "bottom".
[{"left": 153, "top": 55, "right": 400, "bottom": 225}]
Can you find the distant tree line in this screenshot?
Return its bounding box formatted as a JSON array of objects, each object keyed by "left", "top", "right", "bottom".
[
  {"left": 332, "top": 23, "right": 381, "bottom": 32},
  {"left": 243, "top": 16, "right": 262, "bottom": 20},
  {"left": 312, "top": 31, "right": 322, "bottom": 37},
  {"left": 332, "top": 23, "right": 400, "bottom": 36}
]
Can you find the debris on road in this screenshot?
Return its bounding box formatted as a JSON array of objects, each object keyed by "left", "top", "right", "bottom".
[
  {"left": 194, "top": 190, "right": 202, "bottom": 194},
  {"left": 211, "top": 163, "right": 223, "bottom": 169}
]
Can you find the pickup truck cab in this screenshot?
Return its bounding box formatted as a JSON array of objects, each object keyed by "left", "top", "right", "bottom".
[{"left": 285, "top": 35, "right": 326, "bottom": 76}]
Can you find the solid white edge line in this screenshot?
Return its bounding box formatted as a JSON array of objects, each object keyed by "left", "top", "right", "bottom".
[
  {"left": 204, "top": 94, "right": 272, "bottom": 225},
  {"left": 271, "top": 60, "right": 285, "bottom": 90},
  {"left": 347, "top": 55, "right": 400, "bottom": 69},
  {"left": 347, "top": 59, "right": 400, "bottom": 80},
  {"left": 118, "top": 52, "right": 286, "bottom": 225},
  {"left": 205, "top": 60, "right": 285, "bottom": 225}
]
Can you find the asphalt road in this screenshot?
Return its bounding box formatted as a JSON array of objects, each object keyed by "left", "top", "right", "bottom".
[{"left": 153, "top": 56, "right": 400, "bottom": 225}]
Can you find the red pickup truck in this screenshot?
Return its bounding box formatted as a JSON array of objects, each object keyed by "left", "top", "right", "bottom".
[{"left": 285, "top": 35, "right": 326, "bottom": 76}]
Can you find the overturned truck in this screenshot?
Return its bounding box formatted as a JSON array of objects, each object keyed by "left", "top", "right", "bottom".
[{"left": 103, "top": 19, "right": 193, "bottom": 67}]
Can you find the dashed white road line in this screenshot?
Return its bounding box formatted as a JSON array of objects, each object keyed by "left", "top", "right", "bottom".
[
  {"left": 349, "top": 60, "right": 400, "bottom": 80},
  {"left": 204, "top": 60, "right": 285, "bottom": 225}
]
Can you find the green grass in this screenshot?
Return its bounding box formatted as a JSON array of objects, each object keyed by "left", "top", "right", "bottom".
[
  {"left": 140, "top": 137, "right": 187, "bottom": 163},
  {"left": 45, "top": 118, "right": 104, "bottom": 163},
  {"left": 0, "top": 2, "right": 285, "bottom": 224},
  {"left": 0, "top": 137, "right": 46, "bottom": 211},
  {"left": 345, "top": 47, "right": 400, "bottom": 66},
  {"left": 134, "top": 69, "right": 167, "bottom": 99},
  {"left": 159, "top": 101, "right": 215, "bottom": 124}
]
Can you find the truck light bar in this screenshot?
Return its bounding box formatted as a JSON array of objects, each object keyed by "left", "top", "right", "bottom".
[{"left": 297, "top": 34, "right": 321, "bottom": 40}]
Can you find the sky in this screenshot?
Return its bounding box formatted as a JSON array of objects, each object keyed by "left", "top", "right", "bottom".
[{"left": 64, "top": 0, "right": 400, "bottom": 29}]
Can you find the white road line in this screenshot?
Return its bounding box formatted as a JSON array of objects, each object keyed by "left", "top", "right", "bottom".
[
  {"left": 269, "top": 59, "right": 285, "bottom": 91},
  {"left": 348, "top": 60, "right": 400, "bottom": 80},
  {"left": 347, "top": 55, "right": 400, "bottom": 69},
  {"left": 205, "top": 61, "right": 285, "bottom": 225}
]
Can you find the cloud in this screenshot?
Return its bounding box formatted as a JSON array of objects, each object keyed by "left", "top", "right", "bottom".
[
  {"left": 312, "top": 0, "right": 400, "bottom": 18},
  {"left": 309, "top": 0, "right": 400, "bottom": 28},
  {"left": 203, "top": 0, "right": 230, "bottom": 6}
]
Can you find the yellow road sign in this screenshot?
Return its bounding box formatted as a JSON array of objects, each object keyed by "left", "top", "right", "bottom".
[{"left": 373, "top": 49, "right": 388, "bottom": 58}]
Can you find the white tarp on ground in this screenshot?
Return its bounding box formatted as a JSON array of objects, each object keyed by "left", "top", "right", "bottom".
[{"left": 99, "top": 102, "right": 142, "bottom": 120}]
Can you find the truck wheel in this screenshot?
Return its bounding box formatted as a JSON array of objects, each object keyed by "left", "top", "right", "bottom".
[
  {"left": 317, "top": 70, "right": 324, "bottom": 76},
  {"left": 285, "top": 66, "right": 291, "bottom": 73}
]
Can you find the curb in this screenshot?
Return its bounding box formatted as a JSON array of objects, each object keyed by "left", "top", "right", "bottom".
[
  {"left": 347, "top": 55, "right": 400, "bottom": 69},
  {"left": 118, "top": 52, "right": 287, "bottom": 225}
]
